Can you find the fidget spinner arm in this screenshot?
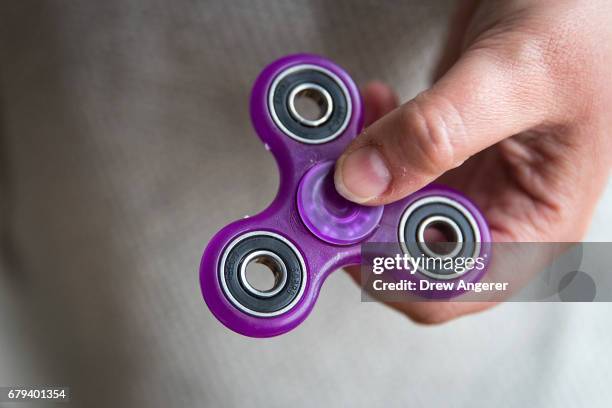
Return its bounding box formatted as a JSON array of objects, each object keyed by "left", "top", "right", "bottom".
[{"left": 200, "top": 54, "right": 490, "bottom": 338}]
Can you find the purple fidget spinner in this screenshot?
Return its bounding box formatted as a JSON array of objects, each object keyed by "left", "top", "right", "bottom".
[{"left": 200, "top": 54, "right": 491, "bottom": 337}]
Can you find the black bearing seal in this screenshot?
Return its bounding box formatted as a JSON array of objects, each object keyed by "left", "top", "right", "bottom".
[
  {"left": 219, "top": 232, "right": 306, "bottom": 316},
  {"left": 398, "top": 197, "right": 481, "bottom": 279},
  {"left": 268, "top": 65, "right": 351, "bottom": 144}
]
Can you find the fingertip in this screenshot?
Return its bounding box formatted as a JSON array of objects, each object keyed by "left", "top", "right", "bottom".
[
  {"left": 401, "top": 302, "right": 495, "bottom": 325},
  {"left": 363, "top": 80, "right": 393, "bottom": 96},
  {"left": 334, "top": 145, "right": 391, "bottom": 204},
  {"left": 362, "top": 81, "right": 398, "bottom": 126}
]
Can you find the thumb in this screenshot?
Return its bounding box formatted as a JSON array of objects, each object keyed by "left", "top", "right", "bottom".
[{"left": 334, "top": 46, "right": 561, "bottom": 205}]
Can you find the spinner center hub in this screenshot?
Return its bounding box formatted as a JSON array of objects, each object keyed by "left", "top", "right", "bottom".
[{"left": 296, "top": 161, "right": 384, "bottom": 245}]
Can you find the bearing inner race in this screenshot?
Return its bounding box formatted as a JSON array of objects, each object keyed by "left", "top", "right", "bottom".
[{"left": 287, "top": 82, "right": 334, "bottom": 127}]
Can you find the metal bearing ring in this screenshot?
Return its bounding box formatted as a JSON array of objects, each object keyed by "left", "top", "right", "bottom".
[
  {"left": 238, "top": 250, "right": 288, "bottom": 298},
  {"left": 287, "top": 83, "right": 334, "bottom": 127},
  {"left": 398, "top": 196, "right": 481, "bottom": 280},
  {"left": 268, "top": 64, "right": 352, "bottom": 144},
  {"left": 219, "top": 231, "right": 307, "bottom": 317}
]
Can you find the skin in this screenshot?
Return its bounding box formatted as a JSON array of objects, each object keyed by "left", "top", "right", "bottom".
[{"left": 337, "top": 0, "right": 612, "bottom": 324}]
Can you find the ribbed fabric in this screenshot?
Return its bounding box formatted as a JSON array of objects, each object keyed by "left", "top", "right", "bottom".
[{"left": 1, "top": 1, "right": 611, "bottom": 407}]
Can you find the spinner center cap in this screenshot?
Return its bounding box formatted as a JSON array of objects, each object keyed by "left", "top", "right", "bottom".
[{"left": 296, "top": 161, "right": 383, "bottom": 245}]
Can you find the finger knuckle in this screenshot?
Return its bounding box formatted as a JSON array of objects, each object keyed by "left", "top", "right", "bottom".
[{"left": 396, "top": 96, "right": 459, "bottom": 174}]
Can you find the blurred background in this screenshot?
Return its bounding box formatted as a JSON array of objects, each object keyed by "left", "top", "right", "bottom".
[{"left": 1, "top": 1, "right": 611, "bottom": 407}]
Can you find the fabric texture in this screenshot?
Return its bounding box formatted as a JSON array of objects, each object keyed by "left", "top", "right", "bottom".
[{"left": 1, "top": 1, "right": 611, "bottom": 407}]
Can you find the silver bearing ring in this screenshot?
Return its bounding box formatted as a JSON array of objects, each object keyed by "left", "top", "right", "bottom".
[
  {"left": 268, "top": 64, "right": 352, "bottom": 144},
  {"left": 219, "top": 231, "right": 307, "bottom": 317},
  {"left": 398, "top": 196, "right": 481, "bottom": 280}
]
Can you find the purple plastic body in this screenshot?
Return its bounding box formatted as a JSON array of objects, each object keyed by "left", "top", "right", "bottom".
[{"left": 199, "top": 54, "right": 491, "bottom": 337}]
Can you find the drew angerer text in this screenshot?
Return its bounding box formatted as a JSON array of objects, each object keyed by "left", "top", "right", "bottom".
[{"left": 368, "top": 254, "right": 509, "bottom": 293}]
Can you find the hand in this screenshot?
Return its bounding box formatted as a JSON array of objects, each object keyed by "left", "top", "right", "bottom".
[{"left": 337, "top": 0, "right": 612, "bottom": 323}]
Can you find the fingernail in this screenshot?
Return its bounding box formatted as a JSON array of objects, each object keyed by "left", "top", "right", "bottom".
[{"left": 334, "top": 146, "right": 391, "bottom": 203}]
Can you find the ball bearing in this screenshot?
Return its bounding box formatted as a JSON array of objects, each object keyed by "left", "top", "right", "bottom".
[
  {"left": 219, "top": 231, "right": 307, "bottom": 317},
  {"left": 268, "top": 64, "right": 351, "bottom": 144},
  {"left": 287, "top": 82, "right": 334, "bottom": 127},
  {"left": 398, "top": 196, "right": 482, "bottom": 280}
]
